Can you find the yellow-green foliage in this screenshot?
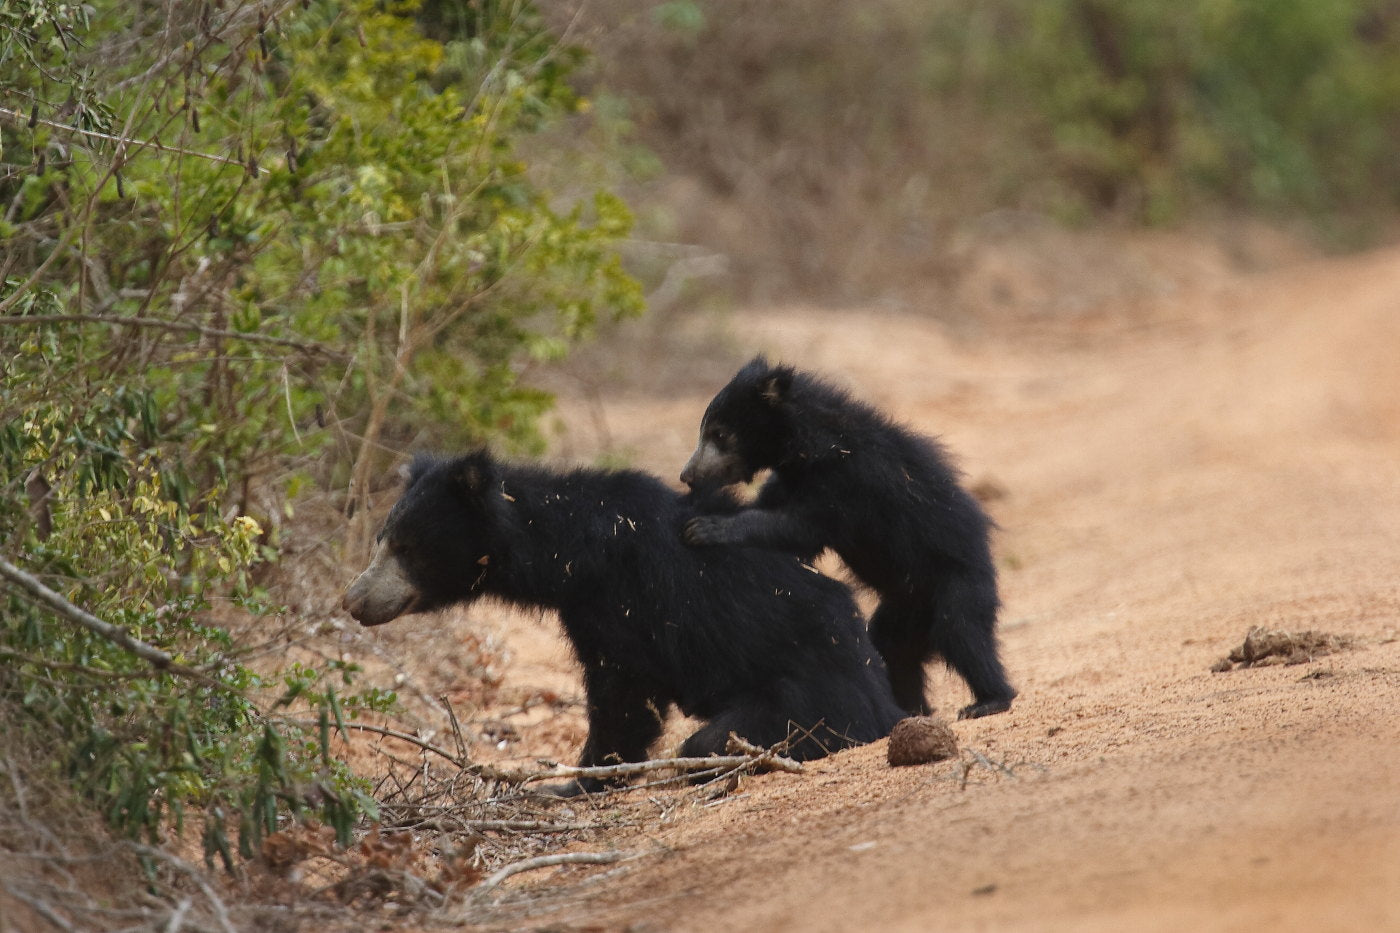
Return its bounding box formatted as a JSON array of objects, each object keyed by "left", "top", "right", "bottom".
[{"left": 0, "top": 0, "right": 639, "bottom": 868}]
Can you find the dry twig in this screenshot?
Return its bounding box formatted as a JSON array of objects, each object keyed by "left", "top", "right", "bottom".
[
  {"left": 128, "top": 844, "right": 238, "bottom": 933},
  {"left": 282, "top": 717, "right": 467, "bottom": 767},
  {"left": 475, "top": 850, "right": 636, "bottom": 893},
  {"left": 479, "top": 745, "right": 804, "bottom": 788}
]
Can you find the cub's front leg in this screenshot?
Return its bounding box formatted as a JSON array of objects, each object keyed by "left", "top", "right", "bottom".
[{"left": 682, "top": 508, "right": 824, "bottom": 554}]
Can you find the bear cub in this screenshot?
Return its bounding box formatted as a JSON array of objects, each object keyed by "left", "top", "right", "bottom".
[
  {"left": 681, "top": 355, "right": 1016, "bottom": 720},
  {"left": 343, "top": 450, "right": 904, "bottom": 795}
]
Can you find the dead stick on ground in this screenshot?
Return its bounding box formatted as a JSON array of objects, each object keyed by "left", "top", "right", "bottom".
[
  {"left": 280, "top": 714, "right": 802, "bottom": 787},
  {"left": 475, "top": 850, "right": 636, "bottom": 893},
  {"left": 494, "top": 747, "right": 804, "bottom": 787},
  {"left": 163, "top": 897, "right": 192, "bottom": 933}
]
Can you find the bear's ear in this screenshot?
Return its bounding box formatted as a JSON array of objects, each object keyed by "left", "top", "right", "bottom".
[
  {"left": 452, "top": 451, "right": 494, "bottom": 496},
  {"left": 405, "top": 454, "right": 440, "bottom": 489},
  {"left": 759, "top": 365, "right": 794, "bottom": 405}
]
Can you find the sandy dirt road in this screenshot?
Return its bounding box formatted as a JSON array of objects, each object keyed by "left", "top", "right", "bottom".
[{"left": 456, "top": 243, "right": 1400, "bottom": 931}]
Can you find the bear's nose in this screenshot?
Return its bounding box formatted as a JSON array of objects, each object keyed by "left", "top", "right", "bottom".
[{"left": 341, "top": 581, "right": 364, "bottom": 618}]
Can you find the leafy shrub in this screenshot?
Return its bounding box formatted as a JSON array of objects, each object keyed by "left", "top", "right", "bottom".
[{"left": 0, "top": 0, "right": 639, "bottom": 868}]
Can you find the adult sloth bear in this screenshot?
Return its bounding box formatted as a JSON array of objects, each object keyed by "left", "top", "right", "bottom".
[
  {"left": 681, "top": 356, "right": 1016, "bottom": 720},
  {"left": 342, "top": 451, "right": 904, "bottom": 796}
]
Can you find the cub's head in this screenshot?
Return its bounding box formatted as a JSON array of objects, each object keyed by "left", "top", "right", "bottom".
[
  {"left": 341, "top": 452, "right": 499, "bottom": 626},
  {"left": 681, "top": 355, "right": 794, "bottom": 489}
]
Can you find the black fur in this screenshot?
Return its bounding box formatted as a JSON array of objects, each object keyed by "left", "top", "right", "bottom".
[
  {"left": 681, "top": 356, "right": 1016, "bottom": 720},
  {"left": 344, "top": 451, "right": 904, "bottom": 795}
]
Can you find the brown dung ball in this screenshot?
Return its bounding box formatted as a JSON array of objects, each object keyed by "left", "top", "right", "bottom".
[{"left": 887, "top": 716, "right": 959, "bottom": 767}]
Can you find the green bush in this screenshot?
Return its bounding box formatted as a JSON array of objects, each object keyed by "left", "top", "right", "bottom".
[{"left": 0, "top": 0, "right": 639, "bottom": 869}]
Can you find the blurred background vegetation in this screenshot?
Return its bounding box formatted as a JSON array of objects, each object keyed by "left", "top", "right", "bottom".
[
  {"left": 2, "top": 0, "right": 1398, "bottom": 922},
  {"left": 560, "top": 0, "right": 1400, "bottom": 303}
]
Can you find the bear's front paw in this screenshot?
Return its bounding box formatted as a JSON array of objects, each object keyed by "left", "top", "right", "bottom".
[{"left": 683, "top": 515, "right": 732, "bottom": 547}]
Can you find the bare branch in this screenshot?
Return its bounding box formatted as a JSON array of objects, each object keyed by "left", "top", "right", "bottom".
[
  {"left": 0, "top": 882, "right": 79, "bottom": 932},
  {"left": 293, "top": 714, "right": 806, "bottom": 788},
  {"left": 163, "top": 897, "right": 193, "bottom": 933},
  {"left": 281, "top": 718, "right": 468, "bottom": 768},
  {"left": 0, "top": 313, "right": 344, "bottom": 358},
  {"left": 478, "top": 747, "right": 805, "bottom": 787},
  {"left": 127, "top": 844, "right": 238, "bottom": 933},
  {"left": 475, "top": 850, "right": 636, "bottom": 893},
  {"left": 0, "top": 106, "right": 267, "bottom": 174},
  {"left": 0, "top": 554, "right": 234, "bottom": 694}
]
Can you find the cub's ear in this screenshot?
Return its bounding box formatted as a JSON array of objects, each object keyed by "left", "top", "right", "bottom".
[
  {"left": 737, "top": 354, "right": 770, "bottom": 381},
  {"left": 760, "top": 365, "right": 794, "bottom": 405}
]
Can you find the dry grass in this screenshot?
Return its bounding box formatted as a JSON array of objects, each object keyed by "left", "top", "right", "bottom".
[{"left": 0, "top": 728, "right": 242, "bottom": 933}]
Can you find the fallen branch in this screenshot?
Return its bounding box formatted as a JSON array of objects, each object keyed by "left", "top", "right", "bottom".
[
  {"left": 389, "top": 817, "right": 604, "bottom": 834},
  {"left": 475, "top": 850, "right": 635, "bottom": 892},
  {"left": 0, "top": 882, "right": 79, "bottom": 933},
  {"left": 289, "top": 714, "right": 803, "bottom": 790},
  {"left": 479, "top": 746, "right": 804, "bottom": 788},
  {"left": 163, "top": 897, "right": 193, "bottom": 933}
]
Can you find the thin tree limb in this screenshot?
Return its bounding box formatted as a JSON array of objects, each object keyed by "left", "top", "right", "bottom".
[
  {"left": 290, "top": 713, "right": 805, "bottom": 787},
  {"left": 0, "top": 882, "right": 78, "bottom": 932},
  {"left": 0, "top": 44, "right": 160, "bottom": 317},
  {"left": 0, "top": 645, "right": 173, "bottom": 682},
  {"left": 0, "top": 105, "right": 267, "bottom": 174},
  {"left": 0, "top": 313, "right": 343, "bottom": 358},
  {"left": 281, "top": 717, "right": 468, "bottom": 768},
  {"left": 163, "top": 897, "right": 193, "bottom": 933},
  {"left": 0, "top": 555, "right": 233, "bottom": 694}
]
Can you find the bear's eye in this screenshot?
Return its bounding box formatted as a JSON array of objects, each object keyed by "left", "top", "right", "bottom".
[{"left": 710, "top": 428, "right": 733, "bottom": 449}]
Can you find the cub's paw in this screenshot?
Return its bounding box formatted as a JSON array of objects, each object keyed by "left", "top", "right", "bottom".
[
  {"left": 956, "top": 698, "right": 1013, "bottom": 720},
  {"left": 683, "top": 515, "right": 732, "bottom": 547}
]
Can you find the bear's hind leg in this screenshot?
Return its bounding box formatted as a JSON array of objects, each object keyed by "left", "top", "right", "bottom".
[
  {"left": 924, "top": 574, "right": 1016, "bottom": 719},
  {"left": 870, "top": 603, "right": 934, "bottom": 716}
]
